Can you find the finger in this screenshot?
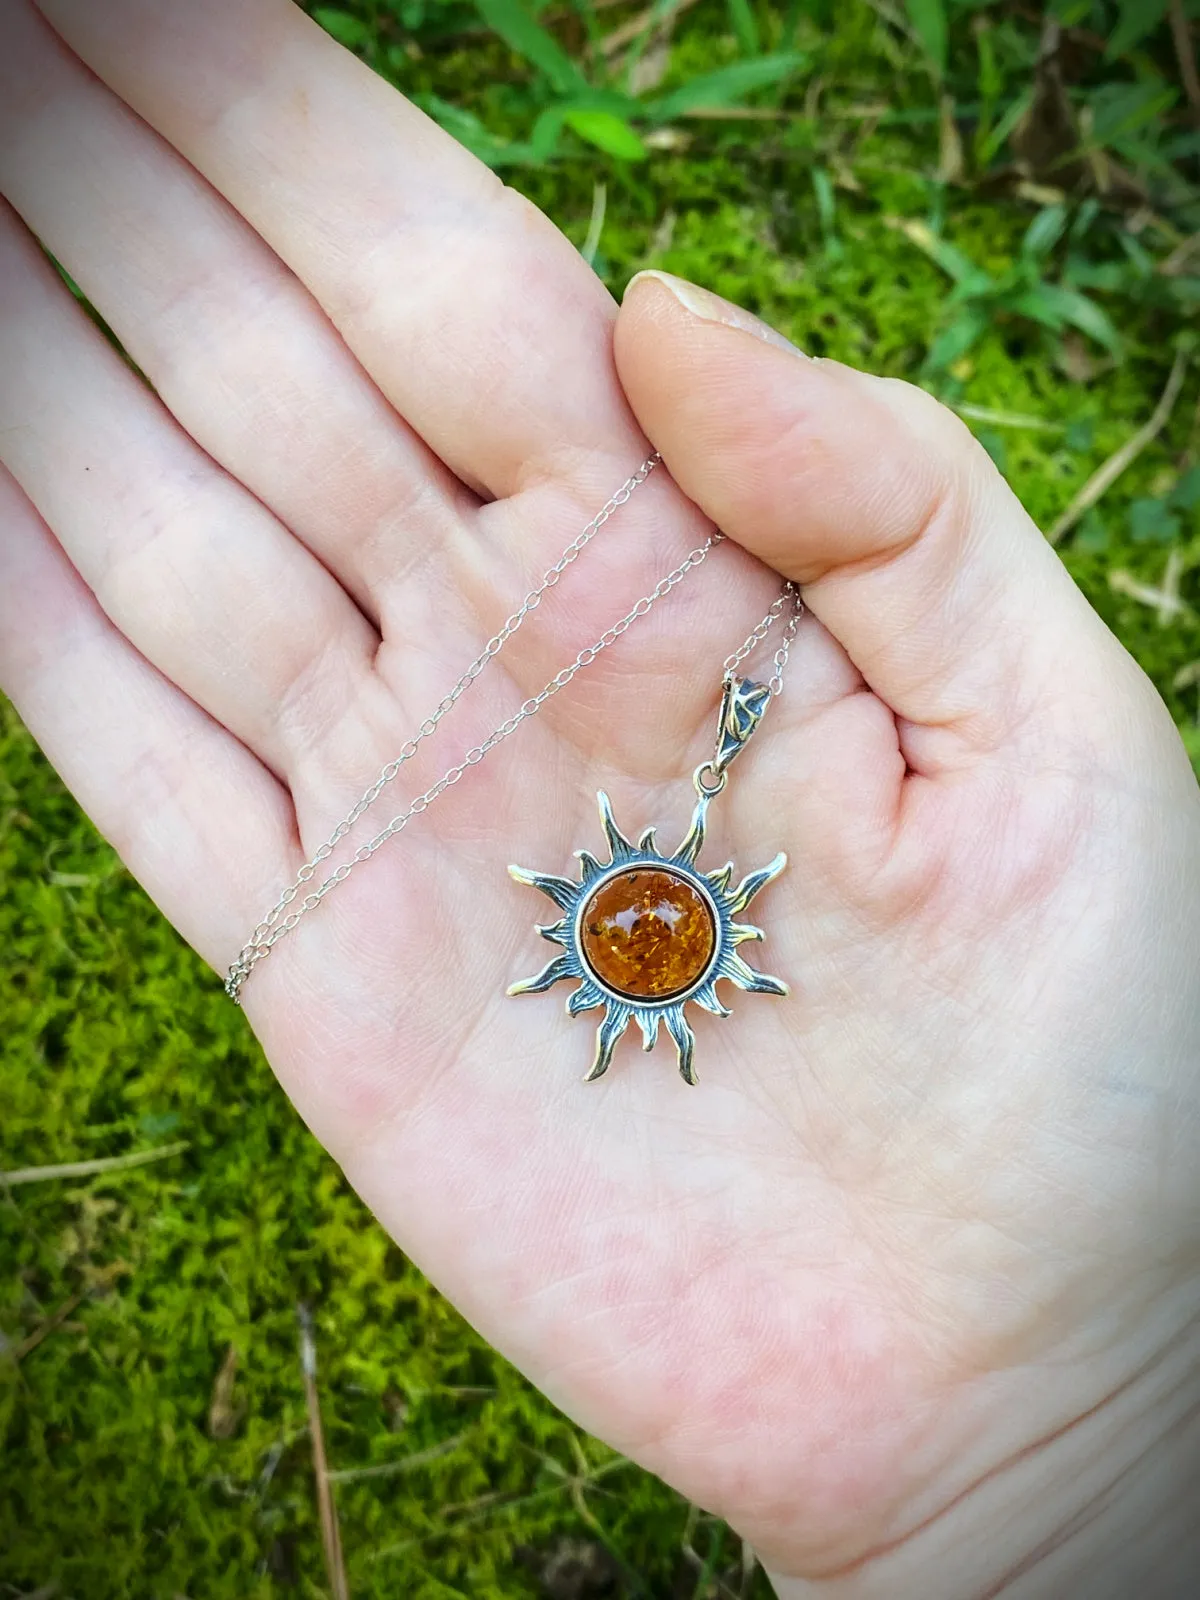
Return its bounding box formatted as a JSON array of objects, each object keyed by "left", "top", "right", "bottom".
[
  {"left": 36, "top": 0, "right": 647, "bottom": 503},
  {"left": 0, "top": 199, "right": 379, "bottom": 792},
  {"left": 748, "top": 611, "right": 904, "bottom": 880},
  {"left": 0, "top": 463, "right": 296, "bottom": 969},
  {"left": 775, "top": 607, "right": 866, "bottom": 716},
  {"left": 614, "top": 273, "right": 1122, "bottom": 773},
  {"left": 0, "top": 0, "right": 472, "bottom": 624}
]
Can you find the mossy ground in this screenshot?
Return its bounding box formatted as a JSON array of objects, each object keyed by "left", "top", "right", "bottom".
[{"left": 3, "top": 3, "right": 1199, "bottom": 1597}]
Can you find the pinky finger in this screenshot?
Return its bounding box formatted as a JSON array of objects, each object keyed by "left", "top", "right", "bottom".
[{"left": 0, "top": 463, "right": 299, "bottom": 972}]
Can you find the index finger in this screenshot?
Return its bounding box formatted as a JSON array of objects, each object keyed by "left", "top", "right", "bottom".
[{"left": 35, "top": 0, "right": 647, "bottom": 505}]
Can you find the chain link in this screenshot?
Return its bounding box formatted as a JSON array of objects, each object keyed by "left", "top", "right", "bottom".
[
  {"left": 723, "top": 580, "right": 804, "bottom": 693},
  {"left": 226, "top": 455, "right": 661, "bottom": 1000},
  {"left": 226, "top": 457, "right": 802, "bottom": 1003}
]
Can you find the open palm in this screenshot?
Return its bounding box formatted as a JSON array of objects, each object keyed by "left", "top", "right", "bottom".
[{"left": 3, "top": 2, "right": 1199, "bottom": 1593}]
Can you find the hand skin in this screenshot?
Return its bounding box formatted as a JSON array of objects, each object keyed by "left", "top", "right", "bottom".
[{"left": 0, "top": 1, "right": 1198, "bottom": 1594}]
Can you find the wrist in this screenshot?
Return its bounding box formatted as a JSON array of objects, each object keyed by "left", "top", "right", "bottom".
[{"left": 763, "top": 1309, "right": 1200, "bottom": 1600}]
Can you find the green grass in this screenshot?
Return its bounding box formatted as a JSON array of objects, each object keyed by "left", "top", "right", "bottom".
[{"left": 3, "top": 0, "right": 1200, "bottom": 1594}]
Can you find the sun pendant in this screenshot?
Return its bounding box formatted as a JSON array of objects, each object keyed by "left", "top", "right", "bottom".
[{"left": 507, "top": 785, "right": 787, "bottom": 1084}]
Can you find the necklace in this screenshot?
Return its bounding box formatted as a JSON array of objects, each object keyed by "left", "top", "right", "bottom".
[
  {"left": 226, "top": 456, "right": 802, "bottom": 1085},
  {"left": 509, "top": 605, "right": 799, "bottom": 1085}
]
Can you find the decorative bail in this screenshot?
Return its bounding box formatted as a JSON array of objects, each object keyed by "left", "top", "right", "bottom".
[{"left": 712, "top": 675, "right": 772, "bottom": 777}]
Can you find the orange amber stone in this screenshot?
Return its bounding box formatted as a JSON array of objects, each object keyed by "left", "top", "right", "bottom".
[{"left": 580, "top": 869, "right": 716, "bottom": 1001}]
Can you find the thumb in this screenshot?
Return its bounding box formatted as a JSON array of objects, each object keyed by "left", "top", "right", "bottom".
[{"left": 615, "top": 271, "right": 1120, "bottom": 773}]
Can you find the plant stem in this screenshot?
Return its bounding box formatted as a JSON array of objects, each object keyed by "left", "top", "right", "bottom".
[
  {"left": 0, "top": 1140, "right": 189, "bottom": 1187},
  {"left": 298, "top": 1304, "right": 350, "bottom": 1600},
  {"left": 1048, "top": 350, "right": 1191, "bottom": 545}
]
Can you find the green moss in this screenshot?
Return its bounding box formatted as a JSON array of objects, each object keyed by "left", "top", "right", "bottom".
[{"left": 3, "top": 2, "right": 1199, "bottom": 1595}]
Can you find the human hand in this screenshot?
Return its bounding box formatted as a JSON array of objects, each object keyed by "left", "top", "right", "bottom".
[{"left": 1, "top": 2, "right": 1197, "bottom": 1595}]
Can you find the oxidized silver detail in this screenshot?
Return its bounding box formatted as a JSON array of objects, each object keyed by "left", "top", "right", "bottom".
[{"left": 713, "top": 675, "right": 772, "bottom": 776}]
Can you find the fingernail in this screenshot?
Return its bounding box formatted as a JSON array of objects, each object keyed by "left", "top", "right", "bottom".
[{"left": 626, "top": 270, "right": 810, "bottom": 358}]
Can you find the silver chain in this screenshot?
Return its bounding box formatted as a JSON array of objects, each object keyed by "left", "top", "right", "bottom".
[
  {"left": 225, "top": 460, "right": 802, "bottom": 1003},
  {"left": 724, "top": 578, "right": 803, "bottom": 693}
]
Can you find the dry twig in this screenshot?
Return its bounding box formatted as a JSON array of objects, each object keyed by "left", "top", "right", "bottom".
[
  {"left": 1109, "top": 552, "right": 1191, "bottom": 626},
  {"left": 598, "top": 0, "right": 698, "bottom": 58},
  {"left": 208, "top": 1344, "right": 242, "bottom": 1440},
  {"left": 369, "top": 1452, "right": 635, "bottom": 1564},
  {"left": 956, "top": 402, "right": 1063, "bottom": 433},
  {"left": 10, "top": 1294, "right": 83, "bottom": 1364},
  {"left": 1170, "top": 0, "right": 1200, "bottom": 125},
  {"left": 327, "top": 1431, "right": 470, "bottom": 1485},
  {"left": 0, "top": 1140, "right": 189, "bottom": 1188},
  {"left": 681, "top": 105, "right": 788, "bottom": 121},
  {"left": 1160, "top": 232, "right": 1200, "bottom": 277},
  {"left": 297, "top": 1304, "right": 350, "bottom": 1600},
  {"left": 1048, "top": 349, "right": 1191, "bottom": 545}
]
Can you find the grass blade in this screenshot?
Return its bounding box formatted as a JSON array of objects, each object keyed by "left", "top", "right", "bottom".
[
  {"left": 564, "top": 109, "right": 648, "bottom": 160},
  {"left": 894, "top": 217, "right": 990, "bottom": 288},
  {"left": 1021, "top": 204, "right": 1069, "bottom": 263},
  {"left": 903, "top": 0, "right": 947, "bottom": 81},
  {"left": 1106, "top": 0, "right": 1171, "bottom": 58},
  {"left": 925, "top": 305, "right": 989, "bottom": 372},
  {"left": 646, "top": 52, "right": 805, "bottom": 120},
  {"left": 1032, "top": 283, "right": 1122, "bottom": 356},
  {"left": 726, "top": 0, "right": 761, "bottom": 56},
  {"left": 474, "top": 0, "right": 586, "bottom": 95},
  {"left": 312, "top": 7, "right": 373, "bottom": 50}
]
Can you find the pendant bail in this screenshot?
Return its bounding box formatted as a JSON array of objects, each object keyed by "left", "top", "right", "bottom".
[{"left": 712, "top": 674, "right": 772, "bottom": 778}]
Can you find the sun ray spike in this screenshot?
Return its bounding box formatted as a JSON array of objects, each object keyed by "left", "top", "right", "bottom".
[
  {"left": 730, "top": 922, "right": 763, "bottom": 945},
  {"left": 722, "top": 951, "right": 789, "bottom": 997},
  {"left": 508, "top": 864, "right": 582, "bottom": 913},
  {"left": 672, "top": 792, "right": 712, "bottom": 867},
  {"left": 665, "top": 1006, "right": 698, "bottom": 1085},
  {"left": 508, "top": 954, "right": 577, "bottom": 997},
  {"left": 567, "top": 982, "right": 605, "bottom": 1016},
  {"left": 637, "top": 826, "right": 658, "bottom": 853},
  {"left": 537, "top": 920, "right": 569, "bottom": 945},
  {"left": 596, "top": 791, "right": 635, "bottom": 864},
  {"left": 691, "top": 983, "right": 732, "bottom": 1019},
  {"left": 725, "top": 852, "right": 788, "bottom": 914},
  {"left": 585, "top": 1005, "right": 631, "bottom": 1082},
  {"left": 575, "top": 849, "right": 606, "bottom": 884},
  {"left": 706, "top": 863, "right": 734, "bottom": 893},
  {"left": 636, "top": 1009, "right": 660, "bottom": 1051}
]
